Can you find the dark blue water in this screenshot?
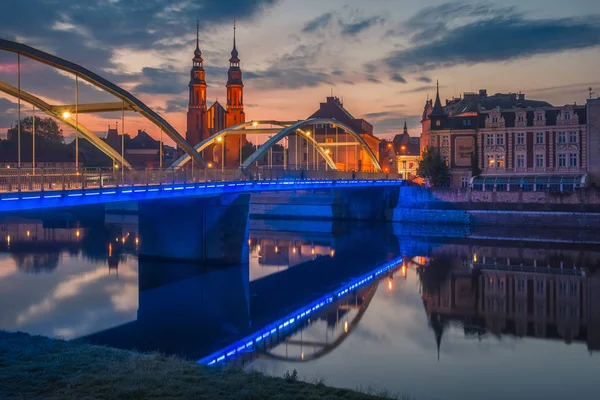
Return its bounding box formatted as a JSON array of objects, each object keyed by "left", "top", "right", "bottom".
[{"left": 1, "top": 208, "right": 599, "bottom": 400}]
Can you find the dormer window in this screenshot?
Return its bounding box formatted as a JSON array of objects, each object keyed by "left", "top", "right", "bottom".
[
  {"left": 518, "top": 115, "right": 524, "bottom": 122},
  {"left": 536, "top": 114, "right": 543, "bottom": 121},
  {"left": 565, "top": 112, "right": 571, "bottom": 120},
  {"left": 436, "top": 120, "right": 441, "bottom": 127},
  {"left": 492, "top": 117, "right": 498, "bottom": 123}
]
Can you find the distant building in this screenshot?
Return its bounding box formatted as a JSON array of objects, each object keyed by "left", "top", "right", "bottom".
[
  {"left": 186, "top": 23, "right": 245, "bottom": 168},
  {"left": 104, "top": 126, "right": 171, "bottom": 168},
  {"left": 421, "top": 83, "right": 600, "bottom": 189},
  {"left": 288, "top": 96, "right": 380, "bottom": 172},
  {"left": 380, "top": 120, "right": 420, "bottom": 178}
]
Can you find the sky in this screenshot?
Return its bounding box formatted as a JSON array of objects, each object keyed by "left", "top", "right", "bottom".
[{"left": 0, "top": 0, "right": 599, "bottom": 145}]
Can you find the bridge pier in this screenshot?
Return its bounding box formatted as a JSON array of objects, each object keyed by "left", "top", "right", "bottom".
[{"left": 138, "top": 193, "right": 250, "bottom": 264}]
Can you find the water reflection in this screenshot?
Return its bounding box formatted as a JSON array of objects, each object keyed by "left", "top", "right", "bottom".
[{"left": 1, "top": 211, "right": 600, "bottom": 399}]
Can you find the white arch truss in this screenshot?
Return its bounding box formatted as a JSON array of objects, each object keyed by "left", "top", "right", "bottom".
[
  {"left": 241, "top": 118, "right": 382, "bottom": 172},
  {"left": 0, "top": 38, "right": 204, "bottom": 168}
]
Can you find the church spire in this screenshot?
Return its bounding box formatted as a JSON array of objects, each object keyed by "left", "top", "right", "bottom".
[
  {"left": 430, "top": 80, "right": 445, "bottom": 116},
  {"left": 196, "top": 19, "right": 199, "bottom": 50},
  {"left": 230, "top": 19, "right": 240, "bottom": 65},
  {"left": 403, "top": 119, "right": 408, "bottom": 134}
]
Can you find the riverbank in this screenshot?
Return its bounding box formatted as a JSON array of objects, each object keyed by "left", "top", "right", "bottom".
[{"left": 0, "top": 331, "right": 396, "bottom": 400}]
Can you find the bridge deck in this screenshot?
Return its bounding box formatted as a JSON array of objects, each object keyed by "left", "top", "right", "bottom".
[{"left": 0, "top": 177, "right": 404, "bottom": 212}]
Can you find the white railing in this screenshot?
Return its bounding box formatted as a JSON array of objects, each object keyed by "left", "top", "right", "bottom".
[{"left": 0, "top": 167, "right": 400, "bottom": 193}]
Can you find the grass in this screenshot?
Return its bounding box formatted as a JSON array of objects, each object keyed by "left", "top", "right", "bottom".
[{"left": 0, "top": 331, "right": 396, "bottom": 400}]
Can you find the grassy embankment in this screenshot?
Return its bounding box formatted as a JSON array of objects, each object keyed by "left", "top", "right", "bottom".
[{"left": 0, "top": 331, "right": 399, "bottom": 400}]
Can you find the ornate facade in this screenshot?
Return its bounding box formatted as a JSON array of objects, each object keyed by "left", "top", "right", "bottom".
[
  {"left": 421, "top": 84, "right": 598, "bottom": 189},
  {"left": 186, "top": 23, "right": 246, "bottom": 167}
]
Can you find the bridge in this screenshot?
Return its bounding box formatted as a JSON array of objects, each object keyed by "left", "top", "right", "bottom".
[{"left": 0, "top": 39, "right": 385, "bottom": 174}]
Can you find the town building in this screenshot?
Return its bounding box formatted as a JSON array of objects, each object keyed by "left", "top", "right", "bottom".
[
  {"left": 186, "top": 23, "right": 245, "bottom": 168},
  {"left": 380, "top": 120, "right": 420, "bottom": 178},
  {"left": 287, "top": 96, "right": 380, "bottom": 171},
  {"left": 105, "top": 126, "right": 173, "bottom": 169},
  {"left": 421, "top": 84, "right": 600, "bottom": 189}
]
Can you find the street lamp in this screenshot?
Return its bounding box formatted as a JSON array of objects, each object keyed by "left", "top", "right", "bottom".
[
  {"left": 252, "top": 121, "right": 258, "bottom": 127},
  {"left": 62, "top": 111, "right": 71, "bottom": 119}
]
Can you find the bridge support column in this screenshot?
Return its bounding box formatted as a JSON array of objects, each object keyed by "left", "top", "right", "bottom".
[{"left": 139, "top": 194, "right": 250, "bottom": 264}]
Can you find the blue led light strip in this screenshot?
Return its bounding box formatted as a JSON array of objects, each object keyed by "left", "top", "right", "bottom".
[{"left": 198, "top": 256, "right": 403, "bottom": 366}]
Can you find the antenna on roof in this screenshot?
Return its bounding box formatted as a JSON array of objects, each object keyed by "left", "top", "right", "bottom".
[{"left": 590, "top": 87, "right": 596, "bottom": 99}]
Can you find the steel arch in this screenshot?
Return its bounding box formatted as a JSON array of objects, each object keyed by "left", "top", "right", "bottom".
[
  {"left": 241, "top": 118, "right": 382, "bottom": 172},
  {"left": 0, "top": 81, "right": 132, "bottom": 168},
  {"left": 0, "top": 38, "right": 204, "bottom": 167},
  {"left": 169, "top": 120, "right": 339, "bottom": 170}
]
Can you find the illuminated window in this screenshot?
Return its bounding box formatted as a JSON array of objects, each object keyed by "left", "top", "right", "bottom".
[
  {"left": 516, "top": 132, "right": 525, "bottom": 145},
  {"left": 487, "top": 155, "right": 495, "bottom": 167},
  {"left": 443, "top": 156, "right": 449, "bottom": 167},
  {"left": 495, "top": 155, "right": 505, "bottom": 168},
  {"left": 325, "top": 137, "right": 334, "bottom": 143},
  {"left": 436, "top": 120, "right": 441, "bottom": 127},
  {"left": 487, "top": 278, "right": 494, "bottom": 291}
]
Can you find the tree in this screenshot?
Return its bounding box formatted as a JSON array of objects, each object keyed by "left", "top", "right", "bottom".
[
  {"left": 417, "top": 146, "right": 449, "bottom": 187},
  {"left": 241, "top": 141, "right": 257, "bottom": 162},
  {"left": 7, "top": 116, "right": 64, "bottom": 143}
]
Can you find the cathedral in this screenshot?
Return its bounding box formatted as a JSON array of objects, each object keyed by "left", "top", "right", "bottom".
[{"left": 186, "top": 23, "right": 245, "bottom": 167}]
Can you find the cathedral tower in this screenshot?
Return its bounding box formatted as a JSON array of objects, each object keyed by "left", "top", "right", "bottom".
[
  {"left": 186, "top": 21, "right": 208, "bottom": 147},
  {"left": 225, "top": 21, "right": 245, "bottom": 127}
]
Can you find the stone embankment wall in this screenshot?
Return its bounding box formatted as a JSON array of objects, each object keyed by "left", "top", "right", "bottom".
[{"left": 392, "top": 187, "right": 600, "bottom": 228}]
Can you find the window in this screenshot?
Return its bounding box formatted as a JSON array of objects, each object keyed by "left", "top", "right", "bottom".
[
  {"left": 558, "top": 281, "right": 567, "bottom": 296},
  {"left": 536, "top": 132, "right": 545, "bottom": 144},
  {"left": 535, "top": 280, "right": 545, "bottom": 294},
  {"left": 436, "top": 120, "right": 441, "bottom": 127},
  {"left": 461, "top": 177, "right": 469, "bottom": 188},
  {"left": 496, "top": 134, "right": 504, "bottom": 145},
  {"left": 558, "top": 154, "right": 567, "bottom": 167},
  {"left": 518, "top": 114, "right": 525, "bottom": 122},
  {"left": 516, "top": 279, "right": 526, "bottom": 293},
  {"left": 492, "top": 116, "right": 498, "bottom": 123},
  {"left": 558, "top": 132, "right": 566, "bottom": 144},
  {"left": 487, "top": 155, "right": 495, "bottom": 167},
  {"left": 564, "top": 112, "right": 571, "bottom": 120},
  {"left": 487, "top": 278, "right": 494, "bottom": 291},
  {"left": 442, "top": 136, "right": 449, "bottom": 146},
  {"left": 569, "top": 282, "right": 578, "bottom": 297},
  {"left": 536, "top": 113, "right": 544, "bottom": 121},
  {"left": 467, "top": 120, "right": 472, "bottom": 126},
  {"left": 569, "top": 131, "right": 578, "bottom": 143},
  {"left": 535, "top": 154, "right": 545, "bottom": 168},
  {"left": 496, "top": 155, "right": 505, "bottom": 168},
  {"left": 569, "top": 153, "right": 578, "bottom": 168},
  {"left": 497, "top": 278, "right": 505, "bottom": 291},
  {"left": 442, "top": 156, "right": 449, "bottom": 167},
  {"left": 516, "top": 154, "right": 525, "bottom": 168},
  {"left": 325, "top": 137, "right": 334, "bottom": 143},
  {"left": 516, "top": 133, "right": 525, "bottom": 145},
  {"left": 486, "top": 134, "right": 494, "bottom": 145}
]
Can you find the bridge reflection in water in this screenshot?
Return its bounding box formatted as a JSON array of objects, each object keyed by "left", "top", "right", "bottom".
[{"left": 1, "top": 212, "right": 600, "bottom": 371}]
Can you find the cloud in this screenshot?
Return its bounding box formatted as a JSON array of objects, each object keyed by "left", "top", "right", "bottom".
[
  {"left": 132, "top": 67, "right": 186, "bottom": 95},
  {"left": 157, "top": 99, "right": 188, "bottom": 113},
  {"left": 339, "top": 16, "right": 385, "bottom": 37},
  {"left": 397, "top": 85, "right": 438, "bottom": 94},
  {"left": 374, "top": 115, "right": 421, "bottom": 134},
  {"left": 245, "top": 43, "right": 333, "bottom": 89},
  {"left": 364, "top": 111, "right": 392, "bottom": 119},
  {"left": 390, "top": 73, "right": 407, "bottom": 83},
  {"left": 302, "top": 12, "right": 334, "bottom": 33},
  {"left": 416, "top": 76, "right": 432, "bottom": 83},
  {"left": 331, "top": 69, "right": 344, "bottom": 76},
  {"left": 380, "top": 3, "right": 600, "bottom": 73},
  {"left": 367, "top": 75, "right": 382, "bottom": 84},
  {"left": 0, "top": 98, "right": 18, "bottom": 129}
]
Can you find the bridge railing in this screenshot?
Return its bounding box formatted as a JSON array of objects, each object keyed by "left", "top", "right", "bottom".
[{"left": 0, "top": 167, "right": 402, "bottom": 193}]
